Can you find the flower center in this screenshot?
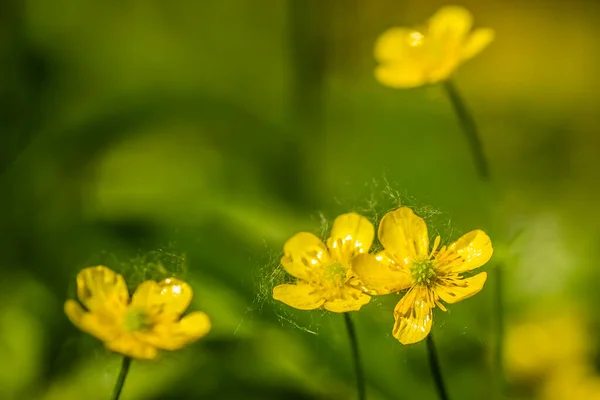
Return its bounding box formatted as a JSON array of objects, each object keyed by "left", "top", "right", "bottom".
[
  {"left": 123, "top": 309, "right": 152, "bottom": 332},
  {"left": 325, "top": 262, "right": 347, "bottom": 286},
  {"left": 411, "top": 259, "right": 437, "bottom": 286}
]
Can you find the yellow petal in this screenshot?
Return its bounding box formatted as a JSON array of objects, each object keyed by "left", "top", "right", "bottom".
[
  {"left": 352, "top": 253, "right": 412, "bottom": 295},
  {"left": 428, "top": 5, "right": 473, "bottom": 42},
  {"left": 105, "top": 335, "right": 158, "bottom": 360},
  {"left": 131, "top": 278, "right": 193, "bottom": 322},
  {"left": 327, "top": 213, "right": 374, "bottom": 264},
  {"left": 392, "top": 286, "right": 433, "bottom": 345},
  {"left": 323, "top": 287, "right": 371, "bottom": 313},
  {"left": 462, "top": 28, "right": 494, "bottom": 60},
  {"left": 435, "top": 230, "right": 493, "bottom": 274},
  {"left": 374, "top": 27, "right": 416, "bottom": 63},
  {"left": 272, "top": 283, "right": 325, "bottom": 310},
  {"left": 64, "top": 299, "right": 122, "bottom": 342},
  {"left": 378, "top": 207, "right": 430, "bottom": 265},
  {"left": 427, "top": 58, "right": 461, "bottom": 83},
  {"left": 375, "top": 63, "right": 427, "bottom": 89},
  {"left": 175, "top": 311, "right": 211, "bottom": 342},
  {"left": 76, "top": 266, "right": 129, "bottom": 313},
  {"left": 281, "top": 232, "right": 330, "bottom": 280},
  {"left": 137, "top": 311, "right": 211, "bottom": 351},
  {"left": 436, "top": 272, "right": 487, "bottom": 304}
]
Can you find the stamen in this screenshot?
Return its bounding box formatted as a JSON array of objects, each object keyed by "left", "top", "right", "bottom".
[
  {"left": 410, "top": 259, "right": 437, "bottom": 286},
  {"left": 123, "top": 309, "right": 152, "bottom": 332},
  {"left": 429, "top": 236, "right": 441, "bottom": 260}
]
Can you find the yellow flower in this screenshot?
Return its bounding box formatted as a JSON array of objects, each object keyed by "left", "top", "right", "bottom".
[
  {"left": 353, "top": 207, "right": 492, "bottom": 344},
  {"left": 65, "top": 266, "right": 211, "bottom": 360},
  {"left": 374, "top": 5, "right": 494, "bottom": 88},
  {"left": 273, "top": 213, "right": 373, "bottom": 312},
  {"left": 541, "top": 363, "right": 600, "bottom": 400},
  {"left": 505, "top": 309, "right": 592, "bottom": 381}
]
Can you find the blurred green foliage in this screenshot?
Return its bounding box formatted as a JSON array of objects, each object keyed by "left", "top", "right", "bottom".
[{"left": 1, "top": 1, "right": 600, "bottom": 399}]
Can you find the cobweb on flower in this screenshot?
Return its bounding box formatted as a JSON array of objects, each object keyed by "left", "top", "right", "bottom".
[{"left": 252, "top": 176, "right": 457, "bottom": 335}]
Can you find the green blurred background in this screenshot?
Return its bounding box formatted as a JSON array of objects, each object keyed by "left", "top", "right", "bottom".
[{"left": 1, "top": 1, "right": 600, "bottom": 399}]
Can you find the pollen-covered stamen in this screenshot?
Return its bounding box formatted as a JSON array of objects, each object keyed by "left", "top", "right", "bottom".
[
  {"left": 124, "top": 309, "right": 152, "bottom": 332},
  {"left": 411, "top": 259, "right": 437, "bottom": 286},
  {"left": 324, "top": 262, "right": 349, "bottom": 287}
]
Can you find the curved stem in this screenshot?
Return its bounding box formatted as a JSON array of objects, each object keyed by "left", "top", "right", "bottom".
[
  {"left": 426, "top": 334, "right": 450, "bottom": 400},
  {"left": 443, "top": 79, "right": 505, "bottom": 398},
  {"left": 344, "top": 313, "right": 366, "bottom": 400},
  {"left": 110, "top": 356, "right": 132, "bottom": 400},
  {"left": 443, "top": 80, "right": 490, "bottom": 180}
]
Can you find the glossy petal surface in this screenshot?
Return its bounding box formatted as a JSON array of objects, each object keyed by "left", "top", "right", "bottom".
[
  {"left": 436, "top": 272, "right": 487, "bottom": 304},
  {"left": 374, "top": 27, "right": 416, "bottom": 62},
  {"left": 379, "top": 207, "right": 430, "bottom": 265},
  {"left": 435, "top": 229, "right": 493, "bottom": 273},
  {"left": 323, "top": 287, "right": 371, "bottom": 313},
  {"left": 76, "top": 266, "right": 129, "bottom": 313},
  {"left": 131, "top": 278, "right": 193, "bottom": 322},
  {"left": 281, "top": 232, "right": 330, "bottom": 280},
  {"left": 272, "top": 283, "right": 325, "bottom": 310},
  {"left": 327, "top": 212, "right": 375, "bottom": 264},
  {"left": 392, "top": 286, "right": 433, "bottom": 344},
  {"left": 352, "top": 253, "right": 412, "bottom": 294},
  {"left": 138, "top": 311, "right": 211, "bottom": 351},
  {"left": 64, "top": 300, "right": 121, "bottom": 342}
]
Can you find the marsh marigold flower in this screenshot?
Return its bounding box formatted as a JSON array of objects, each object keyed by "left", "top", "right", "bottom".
[
  {"left": 374, "top": 5, "right": 494, "bottom": 88},
  {"left": 353, "top": 207, "right": 492, "bottom": 344},
  {"left": 65, "top": 266, "right": 211, "bottom": 360},
  {"left": 273, "top": 213, "right": 373, "bottom": 312}
]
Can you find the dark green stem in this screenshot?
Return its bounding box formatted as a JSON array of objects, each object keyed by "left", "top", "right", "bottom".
[
  {"left": 443, "top": 80, "right": 490, "bottom": 180},
  {"left": 344, "top": 313, "right": 366, "bottom": 400},
  {"left": 444, "top": 79, "right": 506, "bottom": 397},
  {"left": 426, "top": 334, "right": 450, "bottom": 400},
  {"left": 110, "top": 356, "right": 132, "bottom": 400}
]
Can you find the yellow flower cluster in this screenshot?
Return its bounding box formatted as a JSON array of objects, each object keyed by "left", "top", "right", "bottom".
[
  {"left": 273, "top": 207, "right": 493, "bottom": 344},
  {"left": 65, "top": 266, "right": 211, "bottom": 360},
  {"left": 374, "top": 5, "right": 494, "bottom": 88}
]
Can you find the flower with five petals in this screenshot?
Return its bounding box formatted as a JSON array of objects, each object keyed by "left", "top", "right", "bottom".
[
  {"left": 353, "top": 207, "right": 492, "bottom": 344},
  {"left": 374, "top": 5, "right": 494, "bottom": 88},
  {"left": 273, "top": 213, "right": 373, "bottom": 312},
  {"left": 65, "top": 266, "right": 211, "bottom": 360}
]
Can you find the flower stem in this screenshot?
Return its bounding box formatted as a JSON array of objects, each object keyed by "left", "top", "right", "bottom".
[
  {"left": 110, "top": 356, "right": 132, "bottom": 400},
  {"left": 426, "top": 334, "right": 450, "bottom": 400},
  {"left": 343, "top": 313, "right": 366, "bottom": 400},
  {"left": 443, "top": 79, "right": 506, "bottom": 397},
  {"left": 442, "top": 79, "right": 489, "bottom": 180}
]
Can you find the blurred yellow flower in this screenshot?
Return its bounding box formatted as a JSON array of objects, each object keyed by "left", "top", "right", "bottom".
[
  {"left": 273, "top": 213, "right": 373, "bottom": 312},
  {"left": 505, "top": 310, "right": 593, "bottom": 381},
  {"left": 540, "top": 363, "right": 600, "bottom": 400},
  {"left": 374, "top": 5, "right": 494, "bottom": 88},
  {"left": 353, "top": 207, "right": 492, "bottom": 344},
  {"left": 65, "top": 266, "right": 211, "bottom": 360}
]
